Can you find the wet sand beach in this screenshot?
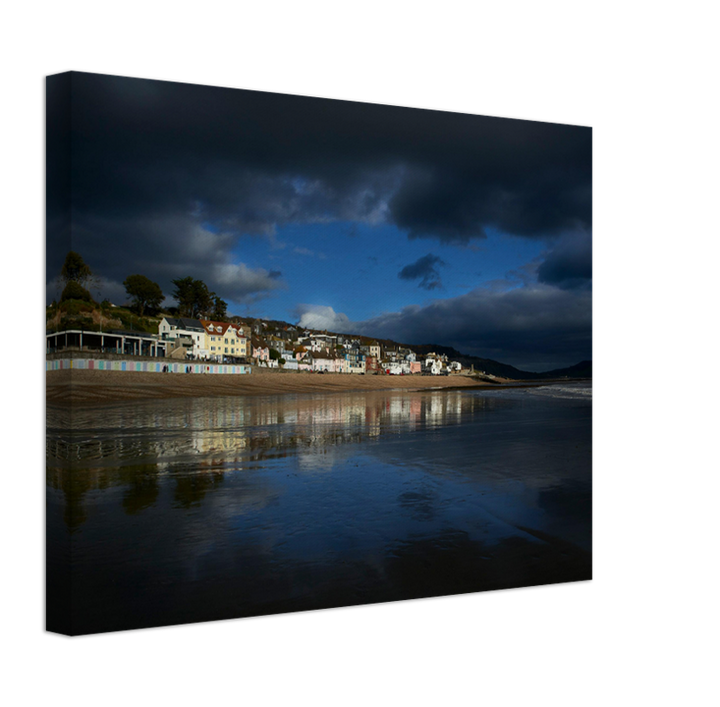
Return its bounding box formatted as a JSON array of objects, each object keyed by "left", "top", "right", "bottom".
[
  {"left": 46, "top": 367, "right": 504, "bottom": 405},
  {"left": 46, "top": 366, "right": 591, "bottom": 635},
  {"left": 47, "top": 384, "right": 591, "bottom": 634}
]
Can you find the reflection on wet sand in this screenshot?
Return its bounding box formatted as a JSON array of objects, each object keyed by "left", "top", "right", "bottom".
[
  {"left": 47, "top": 391, "right": 507, "bottom": 528},
  {"left": 48, "top": 390, "right": 500, "bottom": 464},
  {"left": 46, "top": 386, "right": 591, "bottom": 635}
]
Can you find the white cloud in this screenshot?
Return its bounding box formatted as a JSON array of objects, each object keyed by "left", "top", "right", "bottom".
[{"left": 295, "top": 304, "right": 353, "bottom": 332}]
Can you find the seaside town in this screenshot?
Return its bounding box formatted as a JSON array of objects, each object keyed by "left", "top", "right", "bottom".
[
  {"left": 166, "top": 315, "right": 464, "bottom": 376},
  {"left": 46, "top": 252, "right": 469, "bottom": 377},
  {"left": 48, "top": 313, "right": 465, "bottom": 377}
]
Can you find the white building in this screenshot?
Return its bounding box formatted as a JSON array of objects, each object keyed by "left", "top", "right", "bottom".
[
  {"left": 158, "top": 317, "right": 206, "bottom": 358},
  {"left": 386, "top": 361, "right": 411, "bottom": 375},
  {"left": 305, "top": 334, "right": 336, "bottom": 352},
  {"left": 424, "top": 357, "right": 443, "bottom": 375}
]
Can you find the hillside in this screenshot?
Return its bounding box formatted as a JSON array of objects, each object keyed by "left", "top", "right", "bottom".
[
  {"left": 47, "top": 302, "right": 591, "bottom": 380},
  {"left": 409, "top": 344, "right": 592, "bottom": 380},
  {"left": 46, "top": 299, "right": 162, "bottom": 335},
  {"left": 202, "top": 316, "right": 592, "bottom": 379},
  {"left": 301, "top": 330, "right": 591, "bottom": 380}
]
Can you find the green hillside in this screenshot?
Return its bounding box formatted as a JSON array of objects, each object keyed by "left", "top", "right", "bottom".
[{"left": 46, "top": 299, "right": 161, "bottom": 335}]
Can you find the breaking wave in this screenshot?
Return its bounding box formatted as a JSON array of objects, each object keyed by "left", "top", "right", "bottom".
[{"left": 524, "top": 384, "right": 592, "bottom": 400}]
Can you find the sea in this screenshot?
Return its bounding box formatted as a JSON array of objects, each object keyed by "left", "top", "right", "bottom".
[{"left": 46, "top": 381, "right": 592, "bottom": 634}]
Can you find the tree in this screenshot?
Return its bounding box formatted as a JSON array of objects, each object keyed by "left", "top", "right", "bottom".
[
  {"left": 123, "top": 274, "right": 164, "bottom": 316},
  {"left": 172, "top": 277, "right": 209, "bottom": 318},
  {"left": 171, "top": 276, "right": 221, "bottom": 319},
  {"left": 60, "top": 280, "right": 93, "bottom": 302},
  {"left": 193, "top": 281, "right": 214, "bottom": 318},
  {"left": 60, "top": 251, "right": 93, "bottom": 286},
  {"left": 171, "top": 277, "right": 196, "bottom": 317},
  {"left": 211, "top": 294, "right": 228, "bottom": 320},
  {"left": 59, "top": 251, "right": 98, "bottom": 300}
]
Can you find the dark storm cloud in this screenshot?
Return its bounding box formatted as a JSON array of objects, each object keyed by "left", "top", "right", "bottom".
[
  {"left": 537, "top": 230, "right": 592, "bottom": 290},
  {"left": 358, "top": 284, "right": 591, "bottom": 370},
  {"left": 47, "top": 72, "right": 591, "bottom": 304},
  {"left": 46, "top": 73, "right": 72, "bottom": 266},
  {"left": 388, "top": 120, "right": 591, "bottom": 244},
  {"left": 398, "top": 254, "right": 446, "bottom": 290},
  {"left": 296, "top": 283, "right": 591, "bottom": 371},
  {"left": 47, "top": 73, "right": 401, "bottom": 303}
]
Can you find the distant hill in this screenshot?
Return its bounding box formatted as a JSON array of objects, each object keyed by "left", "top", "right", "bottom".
[
  {"left": 410, "top": 344, "right": 591, "bottom": 380},
  {"left": 298, "top": 326, "right": 591, "bottom": 380}
]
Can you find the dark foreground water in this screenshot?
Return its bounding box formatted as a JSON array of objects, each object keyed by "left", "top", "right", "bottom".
[{"left": 47, "top": 383, "right": 592, "bottom": 634}]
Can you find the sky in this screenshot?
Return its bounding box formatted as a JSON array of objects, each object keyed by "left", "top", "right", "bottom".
[{"left": 46, "top": 72, "right": 591, "bottom": 371}]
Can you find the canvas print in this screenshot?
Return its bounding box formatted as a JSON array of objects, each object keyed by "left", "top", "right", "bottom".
[{"left": 46, "top": 72, "right": 592, "bottom": 635}]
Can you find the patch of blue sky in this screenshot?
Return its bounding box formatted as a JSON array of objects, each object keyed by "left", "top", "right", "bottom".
[
  {"left": 275, "top": 223, "right": 426, "bottom": 316},
  {"left": 227, "top": 221, "right": 548, "bottom": 323}
]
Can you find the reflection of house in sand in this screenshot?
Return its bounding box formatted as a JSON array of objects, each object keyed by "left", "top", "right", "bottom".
[
  {"left": 47, "top": 390, "right": 508, "bottom": 529},
  {"left": 48, "top": 390, "right": 501, "bottom": 469},
  {"left": 191, "top": 390, "right": 496, "bottom": 452}
]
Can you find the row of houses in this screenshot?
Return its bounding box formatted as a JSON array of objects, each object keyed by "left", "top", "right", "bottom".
[
  {"left": 261, "top": 327, "right": 464, "bottom": 375},
  {"left": 50, "top": 315, "right": 465, "bottom": 374}
]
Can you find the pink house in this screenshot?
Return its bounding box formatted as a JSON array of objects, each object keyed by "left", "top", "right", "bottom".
[
  {"left": 251, "top": 335, "right": 270, "bottom": 363},
  {"left": 310, "top": 349, "right": 343, "bottom": 373}
]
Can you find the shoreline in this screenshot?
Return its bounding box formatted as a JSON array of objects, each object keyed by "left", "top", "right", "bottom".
[{"left": 46, "top": 368, "right": 513, "bottom": 406}]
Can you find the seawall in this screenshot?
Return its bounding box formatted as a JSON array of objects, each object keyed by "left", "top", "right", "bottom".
[{"left": 46, "top": 356, "right": 251, "bottom": 375}]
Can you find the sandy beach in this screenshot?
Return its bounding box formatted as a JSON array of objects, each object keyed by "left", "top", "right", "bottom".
[
  {"left": 46, "top": 367, "right": 505, "bottom": 405},
  {"left": 47, "top": 377, "right": 591, "bottom": 634}
]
